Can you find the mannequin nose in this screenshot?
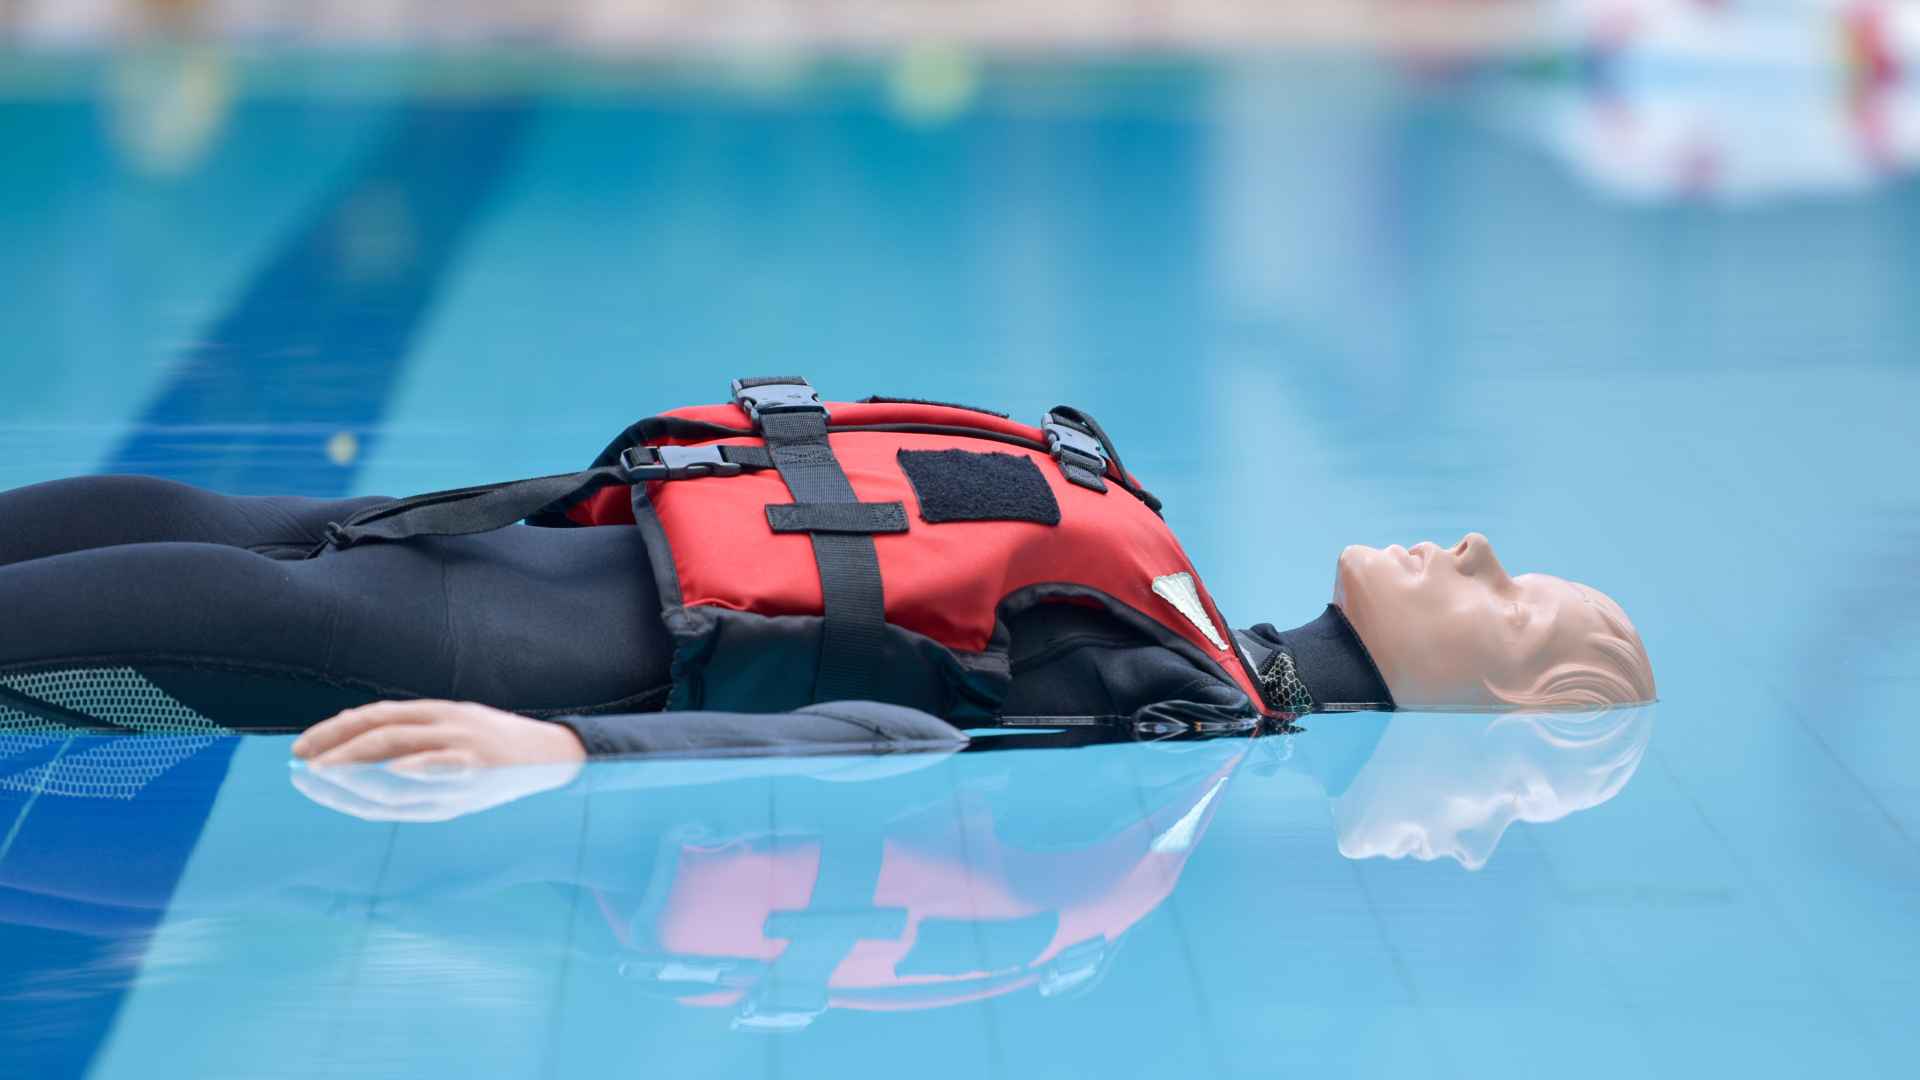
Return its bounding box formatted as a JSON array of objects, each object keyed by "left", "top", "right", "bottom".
[
  {"left": 1457, "top": 533, "right": 1512, "bottom": 583},
  {"left": 1454, "top": 532, "right": 1490, "bottom": 557},
  {"left": 1457, "top": 532, "right": 1494, "bottom": 558}
]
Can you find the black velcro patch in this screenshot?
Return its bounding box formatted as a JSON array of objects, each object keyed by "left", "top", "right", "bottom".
[{"left": 897, "top": 449, "right": 1061, "bottom": 526}]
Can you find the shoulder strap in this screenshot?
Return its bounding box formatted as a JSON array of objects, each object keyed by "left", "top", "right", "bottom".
[
  {"left": 732, "top": 376, "right": 903, "bottom": 703},
  {"left": 311, "top": 466, "right": 630, "bottom": 555},
  {"left": 310, "top": 446, "right": 775, "bottom": 553}
]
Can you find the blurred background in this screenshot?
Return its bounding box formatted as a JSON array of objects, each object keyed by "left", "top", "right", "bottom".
[
  {"left": 4, "top": 4, "right": 1920, "bottom": 1078},
  {"left": 4, "top": 0, "right": 1916, "bottom": 677},
  {"left": 10, "top": 0, "right": 1920, "bottom": 202}
]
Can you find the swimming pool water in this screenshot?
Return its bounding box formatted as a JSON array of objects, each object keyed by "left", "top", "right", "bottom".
[{"left": 2, "top": 51, "right": 1917, "bottom": 1079}]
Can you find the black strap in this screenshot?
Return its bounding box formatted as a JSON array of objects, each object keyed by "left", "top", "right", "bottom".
[
  {"left": 1054, "top": 449, "right": 1108, "bottom": 493},
  {"left": 766, "top": 501, "right": 908, "bottom": 535},
  {"left": 739, "top": 378, "right": 892, "bottom": 703},
  {"left": 721, "top": 445, "right": 774, "bottom": 470},
  {"left": 742, "top": 834, "right": 904, "bottom": 1029},
  {"left": 312, "top": 443, "right": 773, "bottom": 555},
  {"left": 313, "top": 466, "right": 628, "bottom": 554},
  {"left": 856, "top": 395, "right": 1010, "bottom": 419},
  {"left": 1043, "top": 405, "right": 1162, "bottom": 512},
  {"left": 620, "top": 442, "right": 773, "bottom": 480}
]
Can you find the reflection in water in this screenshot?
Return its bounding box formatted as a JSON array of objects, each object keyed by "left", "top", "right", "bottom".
[
  {"left": 585, "top": 745, "right": 1240, "bottom": 1030},
  {"left": 0, "top": 736, "right": 1245, "bottom": 1039},
  {"left": 1310, "top": 707, "right": 1654, "bottom": 870},
  {"left": 0, "top": 707, "right": 1651, "bottom": 1055}
]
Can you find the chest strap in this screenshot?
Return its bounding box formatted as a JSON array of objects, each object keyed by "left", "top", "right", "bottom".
[{"left": 733, "top": 376, "right": 897, "bottom": 703}]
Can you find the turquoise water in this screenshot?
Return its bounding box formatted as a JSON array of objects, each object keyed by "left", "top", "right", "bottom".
[{"left": 3, "top": 52, "right": 1918, "bottom": 1078}]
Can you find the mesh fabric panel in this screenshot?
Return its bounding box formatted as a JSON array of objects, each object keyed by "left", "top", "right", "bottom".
[{"left": 0, "top": 667, "right": 230, "bottom": 800}]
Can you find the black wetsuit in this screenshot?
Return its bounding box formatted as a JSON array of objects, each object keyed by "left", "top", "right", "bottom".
[{"left": 0, "top": 477, "right": 1390, "bottom": 755}]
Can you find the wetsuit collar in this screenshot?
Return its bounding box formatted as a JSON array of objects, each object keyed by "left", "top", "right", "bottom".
[{"left": 1235, "top": 604, "right": 1394, "bottom": 713}]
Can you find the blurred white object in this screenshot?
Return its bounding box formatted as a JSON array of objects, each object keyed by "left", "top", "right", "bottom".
[
  {"left": 1504, "top": 1, "right": 1920, "bottom": 201},
  {"left": 1547, "top": 0, "right": 1920, "bottom": 73}
]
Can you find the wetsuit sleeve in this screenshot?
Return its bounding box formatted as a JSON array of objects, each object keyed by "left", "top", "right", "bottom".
[{"left": 547, "top": 700, "right": 969, "bottom": 759}]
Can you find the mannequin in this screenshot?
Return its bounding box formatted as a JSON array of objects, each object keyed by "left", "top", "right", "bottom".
[
  {"left": 291, "top": 532, "right": 1656, "bottom": 770},
  {"left": 1333, "top": 532, "right": 1657, "bottom": 710}
]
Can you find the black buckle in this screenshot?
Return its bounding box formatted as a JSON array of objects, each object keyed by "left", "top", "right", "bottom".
[
  {"left": 620, "top": 444, "right": 743, "bottom": 482},
  {"left": 1044, "top": 412, "right": 1108, "bottom": 476},
  {"left": 732, "top": 378, "right": 828, "bottom": 423}
]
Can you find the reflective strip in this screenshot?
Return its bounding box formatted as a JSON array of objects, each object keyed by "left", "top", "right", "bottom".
[{"left": 1151, "top": 572, "right": 1228, "bottom": 651}]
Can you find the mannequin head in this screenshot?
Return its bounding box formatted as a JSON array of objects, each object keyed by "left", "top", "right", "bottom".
[
  {"left": 1332, "top": 706, "right": 1654, "bottom": 870},
  {"left": 1333, "top": 533, "right": 1654, "bottom": 710}
]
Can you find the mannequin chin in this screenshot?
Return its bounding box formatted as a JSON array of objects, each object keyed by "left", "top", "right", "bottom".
[{"left": 1333, "top": 533, "right": 1654, "bottom": 710}]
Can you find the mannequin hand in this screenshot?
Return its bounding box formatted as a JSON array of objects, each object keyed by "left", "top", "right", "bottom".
[
  {"left": 288, "top": 700, "right": 586, "bottom": 823},
  {"left": 292, "top": 700, "right": 588, "bottom": 770}
]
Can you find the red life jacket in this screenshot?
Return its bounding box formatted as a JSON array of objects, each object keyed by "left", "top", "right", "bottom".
[{"left": 324, "top": 377, "right": 1270, "bottom": 723}]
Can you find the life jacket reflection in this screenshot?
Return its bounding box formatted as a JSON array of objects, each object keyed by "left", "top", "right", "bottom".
[{"left": 595, "top": 743, "right": 1246, "bottom": 1032}]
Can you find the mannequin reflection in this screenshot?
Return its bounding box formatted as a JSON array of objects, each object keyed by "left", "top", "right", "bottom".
[
  {"left": 0, "top": 708, "right": 1652, "bottom": 1057},
  {"left": 289, "top": 705, "right": 1655, "bottom": 865},
  {"left": 290, "top": 532, "right": 1655, "bottom": 769},
  {"left": 1309, "top": 706, "right": 1655, "bottom": 871},
  {"left": 3, "top": 736, "right": 1250, "bottom": 1033}
]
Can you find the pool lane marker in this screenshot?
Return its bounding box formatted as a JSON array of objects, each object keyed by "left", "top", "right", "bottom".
[
  {"left": 103, "top": 100, "right": 534, "bottom": 495},
  {"left": 0, "top": 98, "right": 534, "bottom": 1080}
]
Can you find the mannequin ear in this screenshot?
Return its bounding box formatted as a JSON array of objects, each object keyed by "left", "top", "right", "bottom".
[
  {"left": 1481, "top": 585, "right": 1653, "bottom": 710},
  {"left": 1484, "top": 655, "right": 1648, "bottom": 710}
]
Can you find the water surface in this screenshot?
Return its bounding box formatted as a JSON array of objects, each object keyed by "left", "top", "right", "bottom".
[{"left": 1, "top": 50, "right": 1916, "bottom": 1079}]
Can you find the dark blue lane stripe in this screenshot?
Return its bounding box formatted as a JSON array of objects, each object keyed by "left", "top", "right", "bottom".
[
  {"left": 0, "top": 100, "right": 532, "bottom": 1080},
  {"left": 105, "top": 100, "right": 533, "bottom": 495},
  {"left": 0, "top": 736, "right": 242, "bottom": 1080}
]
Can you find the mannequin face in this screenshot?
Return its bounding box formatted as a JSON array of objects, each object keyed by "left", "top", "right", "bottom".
[{"left": 1333, "top": 533, "right": 1624, "bottom": 709}]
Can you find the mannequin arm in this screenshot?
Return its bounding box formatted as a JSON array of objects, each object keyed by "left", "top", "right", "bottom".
[{"left": 291, "top": 698, "right": 968, "bottom": 767}]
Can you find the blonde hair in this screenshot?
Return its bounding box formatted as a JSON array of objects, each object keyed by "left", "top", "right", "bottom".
[{"left": 1487, "top": 586, "right": 1656, "bottom": 708}]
